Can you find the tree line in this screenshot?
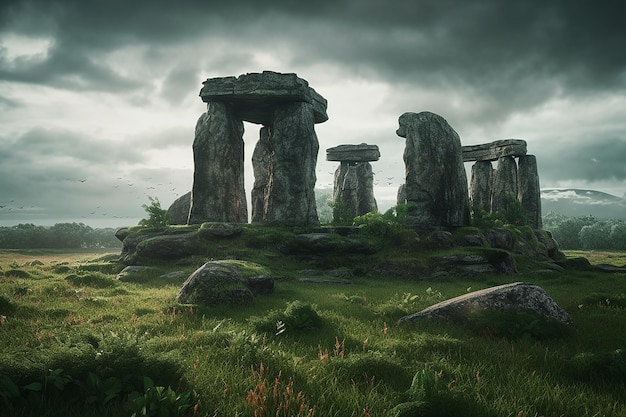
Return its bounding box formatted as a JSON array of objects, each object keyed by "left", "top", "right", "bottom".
[
  {"left": 543, "top": 213, "right": 626, "bottom": 250},
  {"left": 0, "top": 223, "right": 122, "bottom": 249}
]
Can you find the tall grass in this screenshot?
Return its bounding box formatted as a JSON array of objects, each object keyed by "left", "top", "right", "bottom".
[{"left": 1, "top": 249, "right": 625, "bottom": 416}]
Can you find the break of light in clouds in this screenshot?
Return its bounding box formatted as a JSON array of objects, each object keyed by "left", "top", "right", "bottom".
[{"left": 1, "top": 0, "right": 625, "bottom": 227}]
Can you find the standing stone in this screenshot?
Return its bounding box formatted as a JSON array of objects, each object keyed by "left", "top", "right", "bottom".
[
  {"left": 396, "top": 111, "right": 470, "bottom": 229},
  {"left": 491, "top": 156, "right": 518, "bottom": 214},
  {"left": 263, "top": 101, "right": 319, "bottom": 226},
  {"left": 327, "top": 144, "right": 379, "bottom": 219},
  {"left": 333, "top": 162, "right": 377, "bottom": 218},
  {"left": 469, "top": 161, "right": 493, "bottom": 211},
  {"left": 518, "top": 155, "right": 542, "bottom": 229},
  {"left": 188, "top": 102, "right": 248, "bottom": 224},
  {"left": 251, "top": 126, "right": 272, "bottom": 223},
  {"left": 355, "top": 162, "right": 377, "bottom": 215}
]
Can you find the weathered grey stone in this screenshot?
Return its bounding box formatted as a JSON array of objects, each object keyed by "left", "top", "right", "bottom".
[
  {"left": 282, "top": 233, "right": 376, "bottom": 255},
  {"left": 399, "top": 282, "right": 572, "bottom": 324},
  {"left": 333, "top": 161, "right": 377, "bottom": 219},
  {"left": 396, "top": 111, "right": 470, "bottom": 229},
  {"left": 199, "top": 71, "right": 328, "bottom": 124},
  {"left": 517, "top": 155, "right": 542, "bottom": 229},
  {"left": 188, "top": 103, "right": 248, "bottom": 224},
  {"left": 177, "top": 260, "right": 274, "bottom": 306},
  {"left": 469, "top": 161, "right": 493, "bottom": 211},
  {"left": 251, "top": 126, "right": 271, "bottom": 223},
  {"left": 262, "top": 101, "right": 319, "bottom": 226},
  {"left": 160, "top": 271, "right": 186, "bottom": 279},
  {"left": 462, "top": 139, "right": 527, "bottom": 162},
  {"left": 326, "top": 144, "right": 380, "bottom": 162},
  {"left": 115, "top": 227, "right": 130, "bottom": 242},
  {"left": 432, "top": 251, "right": 517, "bottom": 275},
  {"left": 136, "top": 234, "right": 202, "bottom": 259},
  {"left": 491, "top": 156, "right": 518, "bottom": 214},
  {"left": 167, "top": 191, "right": 191, "bottom": 225},
  {"left": 116, "top": 265, "right": 152, "bottom": 280},
  {"left": 483, "top": 228, "right": 515, "bottom": 251}
]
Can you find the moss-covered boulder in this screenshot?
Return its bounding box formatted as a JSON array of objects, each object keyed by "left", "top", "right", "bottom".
[{"left": 176, "top": 260, "right": 274, "bottom": 306}]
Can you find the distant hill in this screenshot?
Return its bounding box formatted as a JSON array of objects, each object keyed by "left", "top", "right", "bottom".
[{"left": 541, "top": 188, "right": 626, "bottom": 220}]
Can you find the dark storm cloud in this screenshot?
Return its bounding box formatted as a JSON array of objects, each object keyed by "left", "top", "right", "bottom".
[{"left": 3, "top": 0, "right": 625, "bottom": 100}]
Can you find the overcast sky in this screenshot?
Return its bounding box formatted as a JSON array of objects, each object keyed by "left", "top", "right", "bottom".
[{"left": 1, "top": 0, "right": 625, "bottom": 228}]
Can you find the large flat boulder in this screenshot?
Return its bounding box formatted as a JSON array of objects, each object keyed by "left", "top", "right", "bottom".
[
  {"left": 399, "top": 282, "right": 572, "bottom": 324},
  {"left": 199, "top": 71, "right": 328, "bottom": 124},
  {"left": 462, "top": 139, "right": 527, "bottom": 162}
]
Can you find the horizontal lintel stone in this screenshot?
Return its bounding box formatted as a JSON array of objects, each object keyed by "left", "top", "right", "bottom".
[
  {"left": 199, "top": 71, "right": 328, "bottom": 124},
  {"left": 462, "top": 139, "right": 527, "bottom": 162},
  {"left": 326, "top": 143, "right": 380, "bottom": 162}
]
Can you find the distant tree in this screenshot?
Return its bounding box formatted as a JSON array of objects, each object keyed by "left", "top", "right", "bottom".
[
  {"left": 542, "top": 213, "right": 598, "bottom": 250},
  {"left": 609, "top": 220, "right": 626, "bottom": 250},
  {"left": 579, "top": 222, "right": 612, "bottom": 250},
  {"left": 139, "top": 197, "right": 168, "bottom": 228}
]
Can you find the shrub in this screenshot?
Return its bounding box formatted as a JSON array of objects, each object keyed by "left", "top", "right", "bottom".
[
  {"left": 139, "top": 197, "right": 169, "bottom": 228},
  {"left": 251, "top": 301, "right": 323, "bottom": 335}
]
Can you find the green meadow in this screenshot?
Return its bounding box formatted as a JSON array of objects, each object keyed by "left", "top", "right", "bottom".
[{"left": 1, "top": 237, "right": 625, "bottom": 417}]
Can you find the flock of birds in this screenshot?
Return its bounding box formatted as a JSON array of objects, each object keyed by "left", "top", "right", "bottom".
[
  {"left": 1, "top": 160, "right": 403, "bottom": 225},
  {"left": 0, "top": 176, "right": 185, "bottom": 224}
]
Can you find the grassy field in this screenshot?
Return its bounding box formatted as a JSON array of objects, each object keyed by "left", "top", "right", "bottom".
[{"left": 1, "top": 243, "right": 625, "bottom": 417}]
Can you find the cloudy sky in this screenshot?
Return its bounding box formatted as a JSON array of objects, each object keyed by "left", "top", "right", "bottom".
[{"left": 1, "top": 0, "right": 625, "bottom": 228}]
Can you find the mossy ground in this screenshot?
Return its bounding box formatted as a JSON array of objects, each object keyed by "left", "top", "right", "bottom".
[{"left": 1, "top": 232, "right": 626, "bottom": 416}]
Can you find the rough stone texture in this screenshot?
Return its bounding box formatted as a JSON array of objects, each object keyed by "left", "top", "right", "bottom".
[
  {"left": 116, "top": 266, "right": 152, "bottom": 280},
  {"left": 518, "top": 155, "right": 542, "bottom": 229},
  {"left": 326, "top": 143, "right": 380, "bottom": 162},
  {"left": 399, "top": 282, "right": 572, "bottom": 324},
  {"left": 281, "top": 233, "right": 376, "bottom": 255},
  {"left": 189, "top": 103, "right": 248, "bottom": 224},
  {"left": 462, "top": 139, "right": 527, "bottom": 162},
  {"left": 491, "top": 156, "right": 518, "bottom": 214},
  {"left": 199, "top": 71, "right": 328, "bottom": 124},
  {"left": 177, "top": 261, "right": 274, "bottom": 306},
  {"left": 469, "top": 161, "right": 493, "bottom": 211},
  {"left": 167, "top": 191, "right": 191, "bottom": 225},
  {"left": 432, "top": 250, "right": 517, "bottom": 275},
  {"left": 262, "top": 101, "right": 320, "bottom": 226},
  {"left": 483, "top": 228, "right": 515, "bottom": 251},
  {"left": 396, "top": 111, "right": 470, "bottom": 229},
  {"left": 333, "top": 161, "right": 377, "bottom": 218},
  {"left": 251, "top": 126, "right": 272, "bottom": 223}
]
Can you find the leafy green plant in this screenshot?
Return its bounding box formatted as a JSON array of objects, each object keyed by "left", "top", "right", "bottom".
[
  {"left": 127, "top": 376, "right": 198, "bottom": 417},
  {"left": 330, "top": 199, "right": 354, "bottom": 226},
  {"left": 353, "top": 204, "right": 416, "bottom": 245},
  {"left": 139, "top": 197, "right": 169, "bottom": 228}
]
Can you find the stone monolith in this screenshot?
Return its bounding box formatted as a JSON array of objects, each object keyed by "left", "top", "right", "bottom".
[
  {"left": 189, "top": 102, "right": 248, "bottom": 224},
  {"left": 396, "top": 111, "right": 470, "bottom": 229},
  {"left": 518, "top": 155, "right": 542, "bottom": 229},
  {"left": 469, "top": 160, "right": 493, "bottom": 211}
]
